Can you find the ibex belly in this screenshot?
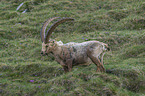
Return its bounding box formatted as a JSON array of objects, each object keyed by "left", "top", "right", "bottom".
[{"left": 71, "top": 47, "right": 92, "bottom": 66}]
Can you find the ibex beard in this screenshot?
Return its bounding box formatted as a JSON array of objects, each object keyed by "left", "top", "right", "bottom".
[{"left": 40, "top": 17, "right": 110, "bottom": 73}]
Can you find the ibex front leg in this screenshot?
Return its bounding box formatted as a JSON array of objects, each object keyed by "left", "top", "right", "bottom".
[
  {"left": 65, "top": 59, "right": 73, "bottom": 72},
  {"left": 55, "top": 56, "right": 69, "bottom": 73}
]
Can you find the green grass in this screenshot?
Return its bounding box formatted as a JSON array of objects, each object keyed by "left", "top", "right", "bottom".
[{"left": 0, "top": 0, "right": 145, "bottom": 95}]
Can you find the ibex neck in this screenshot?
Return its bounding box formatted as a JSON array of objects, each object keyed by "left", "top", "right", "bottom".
[{"left": 51, "top": 46, "right": 62, "bottom": 56}]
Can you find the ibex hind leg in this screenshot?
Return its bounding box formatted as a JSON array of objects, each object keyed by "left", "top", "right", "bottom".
[
  {"left": 91, "top": 56, "right": 105, "bottom": 72},
  {"left": 87, "top": 50, "right": 105, "bottom": 72}
]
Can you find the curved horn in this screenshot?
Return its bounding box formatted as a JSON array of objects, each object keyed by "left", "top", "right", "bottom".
[
  {"left": 45, "top": 17, "right": 75, "bottom": 43},
  {"left": 40, "top": 17, "right": 60, "bottom": 42}
]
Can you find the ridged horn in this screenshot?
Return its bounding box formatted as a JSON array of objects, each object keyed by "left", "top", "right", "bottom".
[
  {"left": 40, "top": 17, "right": 59, "bottom": 42},
  {"left": 44, "top": 17, "right": 75, "bottom": 43}
]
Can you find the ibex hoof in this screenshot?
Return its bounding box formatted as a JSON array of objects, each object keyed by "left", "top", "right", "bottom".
[{"left": 97, "top": 68, "right": 105, "bottom": 72}]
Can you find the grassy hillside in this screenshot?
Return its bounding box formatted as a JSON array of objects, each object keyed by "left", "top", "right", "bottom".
[{"left": 0, "top": 0, "right": 145, "bottom": 95}]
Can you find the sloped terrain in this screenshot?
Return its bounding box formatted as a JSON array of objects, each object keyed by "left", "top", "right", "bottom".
[{"left": 0, "top": 0, "right": 145, "bottom": 95}]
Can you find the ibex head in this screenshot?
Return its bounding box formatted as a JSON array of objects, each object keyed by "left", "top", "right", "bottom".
[{"left": 40, "top": 17, "right": 74, "bottom": 56}]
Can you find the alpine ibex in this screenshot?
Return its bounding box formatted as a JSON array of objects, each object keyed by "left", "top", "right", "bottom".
[{"left": 40, "top": 17, "right": 110, "bottom": 73}]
